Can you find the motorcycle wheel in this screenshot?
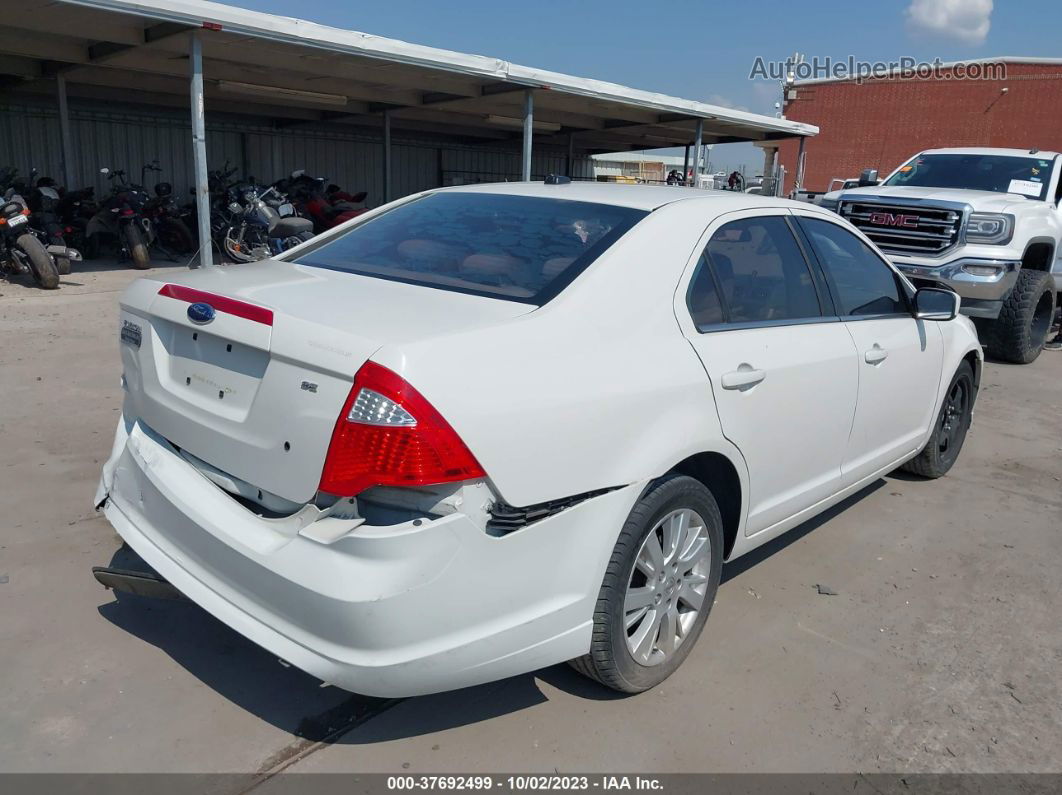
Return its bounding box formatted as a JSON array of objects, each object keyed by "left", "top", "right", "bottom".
[
  {"left": 223, "top": 228, "right": 266, "bottom": 263},
  {"left": 17, "top": 233, "right": 59, "bottom": 290},
  {"left": 81, "top": 233, "right": 100, "bottom": 260},
  {"left": 162, "top": 219, "right": 195, "bottom": 254},
  {"left": 125, "top": 224, "right": 150, "bottom": 270}
]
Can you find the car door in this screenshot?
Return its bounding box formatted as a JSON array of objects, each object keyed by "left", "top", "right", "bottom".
[
  {"left": 679, "top": 210, "right": 859, "bottom": 536},
  {"left": 792, "top": 211, "right": 944, "bottom": 484}
]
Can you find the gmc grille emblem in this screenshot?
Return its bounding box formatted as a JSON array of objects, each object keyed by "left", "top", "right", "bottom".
[{"left": 869, "top": 211, "right": 919, "bottom": 228}]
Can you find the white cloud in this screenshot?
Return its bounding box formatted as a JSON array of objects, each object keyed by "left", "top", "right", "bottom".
[{"left": 905, "top": 0, "right": 993, "bottom": 45}]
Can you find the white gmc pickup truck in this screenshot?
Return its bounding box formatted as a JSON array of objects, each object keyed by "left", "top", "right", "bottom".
[{"left": 822, "top": 148, "right": 1061, "bottom": 362}]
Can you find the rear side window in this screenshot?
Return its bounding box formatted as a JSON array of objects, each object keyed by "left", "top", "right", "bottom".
[
  {"left": 691, "top": 216, "right": 822, "bottom": 327},
  {"left": 798, "top": 217, "right": 907, "bottom": 316},
  {"left": 291, "top": 192, "right": 647, "bottom": 304}
]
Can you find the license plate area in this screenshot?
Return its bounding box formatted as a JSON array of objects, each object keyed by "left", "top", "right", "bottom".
[{"left": 156, "top": 324, "right": 268, "bottom": 418}]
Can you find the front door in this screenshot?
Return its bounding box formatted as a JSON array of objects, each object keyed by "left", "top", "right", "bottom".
[{"left": 793, "top": 212, "right": 944, "bottom": 483}]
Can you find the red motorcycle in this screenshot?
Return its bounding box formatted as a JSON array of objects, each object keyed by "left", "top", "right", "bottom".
[{"left": 285, "top": 171, "right": 368, "bottom": 233}]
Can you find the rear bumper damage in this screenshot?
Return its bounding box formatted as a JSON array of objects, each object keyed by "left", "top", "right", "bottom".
[{"left": 95, "top": 416, "right": 641, "bottom": 697}]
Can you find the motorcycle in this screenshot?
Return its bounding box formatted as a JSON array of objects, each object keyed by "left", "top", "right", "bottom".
[
  {"left": 217, "top": 180, "right": 313, "bottom": 263},
  {"left": 0, "top": 184, "right": 60, "bottom": 289},
  {"left": 57, "top": 186, "right": 99, "bottom": 258},
  {"left": 26, "top": 173, "right": 75, "bottom": 275},
  {"left": 86, "top": 167, "right": 153, "bottom": 269},
  {"left": 140, "top": 161, "right": 194, "bottom": 258},
  {"left": 285, "top": 171, "right": 367, "bottom": 233}
]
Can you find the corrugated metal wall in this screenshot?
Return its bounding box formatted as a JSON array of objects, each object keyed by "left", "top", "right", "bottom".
[{"left": 0, "top": 101, "right": 594, "bottom": 204}]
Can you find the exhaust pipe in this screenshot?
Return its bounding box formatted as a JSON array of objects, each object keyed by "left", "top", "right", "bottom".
[
  {"left": 46, "top": 244, "right": 82, "bottom": 261},
  {"left": 92, "top": 565, "right": 186, "bottom": 600}
]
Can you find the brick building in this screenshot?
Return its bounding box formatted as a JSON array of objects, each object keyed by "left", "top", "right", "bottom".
[{"left": 771, "top": 57, "right": 1062, "bottom": 193}]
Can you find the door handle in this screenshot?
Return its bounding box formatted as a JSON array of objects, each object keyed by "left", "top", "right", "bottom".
[
  {"left": 721, "top": 365, "right": 766, "bottom": 390},
  {"left": 865, "top": 344, "right": 888, "bottom": 365}
]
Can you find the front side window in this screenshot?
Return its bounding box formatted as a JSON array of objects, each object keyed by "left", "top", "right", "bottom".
[
  {"left": 798, "top": 217, "right": 907, "bottom": 317},
  {"left": 883, "top": 153, "right": 1055, "bottom": 201},
  {"left": 695, "top": 216, "right": 822, "bottom": 325},
  {"left": 291, "top": 192, "right": 647, "bottom": 304}
]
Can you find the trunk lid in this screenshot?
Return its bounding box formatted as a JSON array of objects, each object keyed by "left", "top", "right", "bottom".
[{"left": 118, "top": 259, "right": 532, "bottom": 503}]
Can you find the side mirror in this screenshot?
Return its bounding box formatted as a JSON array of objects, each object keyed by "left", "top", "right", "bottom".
[
  {"left": 858, "top": 168, "right": 879, "bottom": 187},
  {"left": 914, "top": 288, "right": 959, "bottom": 321}
]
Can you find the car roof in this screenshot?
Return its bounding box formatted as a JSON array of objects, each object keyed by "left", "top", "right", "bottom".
[
  {"left": 435, "top": 180, "right": 804, "bottom": 212},
  {"left": 918, "top": 147, "right": 1061, "bottom": 159}
]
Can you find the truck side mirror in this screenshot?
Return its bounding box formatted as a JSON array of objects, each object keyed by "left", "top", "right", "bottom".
[{"left": 858, "top": 168, "right": 879, "bottom": 187}]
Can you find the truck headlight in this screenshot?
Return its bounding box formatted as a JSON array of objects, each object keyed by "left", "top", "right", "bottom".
[{"left": 965, "top": 213, "right": 1014, "bottom": 245}]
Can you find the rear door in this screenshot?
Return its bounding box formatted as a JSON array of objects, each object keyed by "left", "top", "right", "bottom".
[
  {"left": 792, "top": 212, "right": 944, "bottom": 483},
  {"left": 679, "top": 210, "right": 859, "bottom": 536}
]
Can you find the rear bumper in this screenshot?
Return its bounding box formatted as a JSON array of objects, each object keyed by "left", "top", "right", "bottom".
[{"left": 95, "top": 417, "right": 640, "bottom": 697}]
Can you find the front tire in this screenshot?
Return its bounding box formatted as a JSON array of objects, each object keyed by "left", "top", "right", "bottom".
[
  {"left": 987, "top": 269, "right": 1055, "bottom": 364},
  {"left": 17, "top": 233, "right": 59, "bottom": 289},
  {"left": 124, "top": 224, "right": 150, "bottom": 270},
  {"left": 570, "top": 475, "right": 724, "bottom": 693},
  {"left": 901, "top": 360, "right": 975, "bottom": 479}
]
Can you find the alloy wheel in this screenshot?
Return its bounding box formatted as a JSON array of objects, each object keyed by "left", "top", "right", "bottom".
[{"left": 624, "top": 508, "right": 712, "bottom": 666}]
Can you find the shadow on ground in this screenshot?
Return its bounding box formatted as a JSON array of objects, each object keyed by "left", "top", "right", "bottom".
[{"left": 96, "top": 478, "right": 889, "bottom": 748}]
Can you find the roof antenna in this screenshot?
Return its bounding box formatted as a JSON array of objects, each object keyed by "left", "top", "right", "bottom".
[
  {"left": 1029, "top": 148, "right": 1039, "bottom": 154},
  {"left": 544, "top": 174, "right": 571, "bottom": 185}
]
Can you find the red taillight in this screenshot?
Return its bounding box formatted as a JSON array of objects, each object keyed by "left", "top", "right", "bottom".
[{"left": 318, "top": 361, "right": 485, "bottom": 497}]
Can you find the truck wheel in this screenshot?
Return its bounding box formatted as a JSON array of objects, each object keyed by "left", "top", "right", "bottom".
[
  {"left": 987, "top": 269, "right": 1055, "bottom": 364},
  {"left": 125, "top": 224, "right": 151, "bottom": 270},
  {"left": 17, "top": 233, "right": 59, "bottom": 290},
  {"left": 901, "top": 360, "right": 975, "bottom": 479},
  {"left": 570, "top": 474, "right": 723, "bottom": 693}
]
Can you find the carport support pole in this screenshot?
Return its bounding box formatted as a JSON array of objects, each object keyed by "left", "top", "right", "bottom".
[
  {"left": 682, "top": 145, "right": 690, "bottom": 185},
  {"left": 382, "top": 109, "right": 392, "bottom": 203},
  {"left": 521, "top": 89, "right": 533, "bottom": 182},
  {"left": 794, "top": 136, "right": 807, "bottom": 197},
  {"left": 690, "top": 120, "right": 704, "bottom": 188},
  {"left": 56, "top": 74, "right": 75, "bottom": 189},
  {"left": 189, "top": 31, "right": 213, "bottom": 269}
]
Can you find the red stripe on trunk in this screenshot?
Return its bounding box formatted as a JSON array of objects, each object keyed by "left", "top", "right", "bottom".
[{"left": 157, "top": 284, "right": 274, "bottom": 326}]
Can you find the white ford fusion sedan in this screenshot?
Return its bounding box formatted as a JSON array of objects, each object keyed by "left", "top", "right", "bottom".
[{"left": 95, "top": 181, "right": 981, "bottom": 696}]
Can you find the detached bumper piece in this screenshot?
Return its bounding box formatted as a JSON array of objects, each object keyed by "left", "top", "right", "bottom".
[
  {"left": 487, "top": 486, "right": 620, "bottom": 536},
  {"left": 92, "top": 565, "right": 186, "bottom": 601}
]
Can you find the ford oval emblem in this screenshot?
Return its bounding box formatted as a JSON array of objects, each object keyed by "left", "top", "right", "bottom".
[{"left": 187, "top": 302, "right": 215, "bottom": 324}]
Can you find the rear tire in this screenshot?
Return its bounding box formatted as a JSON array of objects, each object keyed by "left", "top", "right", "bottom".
[
  {"left": 17, "top": 233, "right": 59, "bottom": 289},
  {"left": 901, "top": 360, "right": 975, "bottom": 479},
  {"left": 125, "top": 224, "right": 150, "bottom": 270},
  {"left": 570, "top": 474, "right": 724, "bottom": 693},
  {"left": 160, "top": 218, "right": 194, "bottom": 254},
  {"left": 986, "top": 269, "right": 1054, "bottom": 363}
]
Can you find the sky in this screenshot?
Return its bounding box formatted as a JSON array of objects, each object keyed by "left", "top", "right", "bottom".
[{"left": 225, "top": 0, "right": 1061, "bottom": 174}]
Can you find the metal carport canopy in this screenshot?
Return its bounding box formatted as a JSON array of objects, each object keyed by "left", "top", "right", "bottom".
[{"left": 1, "top": 0, "right": 817, "bottom": 265}]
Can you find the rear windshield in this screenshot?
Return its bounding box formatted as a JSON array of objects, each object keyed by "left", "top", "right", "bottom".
[
  {"left": 883, "top": 153, "right": 1055, "bottom": 200},
  {"left": 291, "top": 192, "right": 647, "bottom": 304}
]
